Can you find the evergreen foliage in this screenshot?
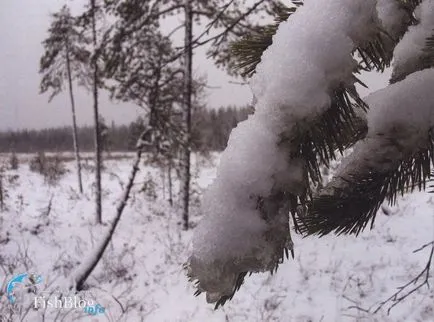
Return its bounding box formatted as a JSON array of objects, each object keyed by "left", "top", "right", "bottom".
[
  {"left": 227, "top": 0, "right": 433, "bottom": 238},
  {"left": 39, "top": 6, "right": 91, "bottom": 100},
  {"left": 186, "top": 0, "right": 434, "bottom": 306}
]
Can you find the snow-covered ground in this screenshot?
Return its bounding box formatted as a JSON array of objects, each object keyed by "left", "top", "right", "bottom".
[{"left": 0, "top": 154, "right": 433, "bottom": 322}]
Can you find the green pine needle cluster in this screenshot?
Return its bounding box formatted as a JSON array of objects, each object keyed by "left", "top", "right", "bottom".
[
  {"left": 200, "top": 0, "right": 434, "bottom": 307},
  {"left": 230, "top": 2, "right": 299, "bottom": 78},
  {"left": 228, "top": 0, "right": 429, "bottom": 239},
  {"left": 301, "top": 134, "right": 434, "bottom": 236}
]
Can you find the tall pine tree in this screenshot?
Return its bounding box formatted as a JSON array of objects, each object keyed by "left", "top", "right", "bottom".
[{"left": 40, "top": 5, "right": 89, "bottom": 194}]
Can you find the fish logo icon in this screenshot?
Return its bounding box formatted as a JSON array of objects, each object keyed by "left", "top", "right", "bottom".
[{"left": 6, "top": 273, "right": 43, "bottom": 304}]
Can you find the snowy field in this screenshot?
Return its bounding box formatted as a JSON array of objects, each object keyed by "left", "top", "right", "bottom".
[{"left": 0, "top": 154, "right": 433, "bottom": 322}]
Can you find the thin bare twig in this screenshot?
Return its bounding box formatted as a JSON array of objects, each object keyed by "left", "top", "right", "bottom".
[
  {"left": 190, "top": 0, "right": 236, "bottom": 46},
  {"left": 165, "top": 0, "right": 269, "bottom": 65},
  {"left": 41, "top": 194, "right": 54, "bottom": 217},
  {"left": 228, "top": 80, "right": 248, "bottom": 85},
  {"left": 192, "top": 0, "right": 268, "bottom": 48},
  {"left": 373, "top": 241, "right": 434, "bottom": 314},
  {"left": 413, "top": 240, "right": 434, "bottom": 253}
]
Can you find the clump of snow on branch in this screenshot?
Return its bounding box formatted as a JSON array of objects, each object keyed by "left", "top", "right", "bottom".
[
  {"left": 376, "top": 0, "right": 408, "bottom": 41},
  {"left": 366, "top": 69, "right": 434, "bottom": 149},
  {"left": 392, "top": 0, "right": 434, "bottom": 81},
  {"left": 187, "top": 0, "right": 384, "bottom": 304},
  {"left": 325, "top": 68, "right": 434, "bottom": 193}
]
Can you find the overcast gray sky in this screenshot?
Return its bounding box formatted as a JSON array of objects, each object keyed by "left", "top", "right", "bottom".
[
  {"left": 0, "top": 0, "right": 388, "bottom": 131},
  {"left": 0, "top": 0, "right": 253, "bottom": 131}
]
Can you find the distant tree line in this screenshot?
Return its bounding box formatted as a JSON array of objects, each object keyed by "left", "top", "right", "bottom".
[{"left": 0, "top": 106, "right": 251, "bottom": 153}]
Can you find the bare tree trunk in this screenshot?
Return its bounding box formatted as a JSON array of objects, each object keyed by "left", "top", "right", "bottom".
[
  {"left": 73, "top": 134, "right": 147, "bottom": 291},
  {"left": 65, "top": 42, "right": 83, "bottom": 194},
  {"left": 168, "top": 161, "right": 173, "bottom": 206},
  {"left": 90, "top": 0, "right": 102, "bottom": 224},
  {"left": 181, "top": 0, "right": 193, "bottom": 230},
  {"left": 162, "top": 167, "right": 166, "bottom": 200},
  {"left": 0, "top": 174, "right": 4, "bottom": 212}
]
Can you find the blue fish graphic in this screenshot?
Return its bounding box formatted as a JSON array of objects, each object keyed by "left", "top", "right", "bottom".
[{"left": 6, "top": 273, "right": 42, "bottom": 304}]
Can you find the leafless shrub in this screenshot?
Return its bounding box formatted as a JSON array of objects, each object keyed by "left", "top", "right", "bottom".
[
  {"left": 52, "top": 253, "right": 79, "bottom": 277},
  {"left": 29, "top": 152, "right": 67, "bottom": 185},
  {"left": 344, "top": 241, "right": 434, "bottom": 317},
  {"left": 0, "top": 167, "right": 17, "bottom": 212},
  {"left": 81, "top": 159, "right": 105, "bottom": 172},
  {"left": 140, "top": 174, "right": 157, "bottom": 201},
  {"left": 8, "top": 153, "right": 18, "bottom": 170},
  {"left": 0, "top": 171, "right": 7, "bottom": 212},
  {"left": 255, "top": 294, "right": 285, "bottom": 322},
  {"left": 29, "top": 152, "right": 47, "bottom": 174},
  {"left": 44, "top": 156, "right": 67, "bottom": 185},
  {"left": 100, "top": 245, "right": 137, "bottom": 286}
]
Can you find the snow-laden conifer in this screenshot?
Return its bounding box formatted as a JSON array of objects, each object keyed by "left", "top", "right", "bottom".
[
  {"left": 305, "top": 68, "right": 434, "bottom": 236},
  {"left": 187, "top": 0, "right": 392, "bottom": 305},
  {"left": 304, "top": 0, "right": 434, "bottom": 236}
]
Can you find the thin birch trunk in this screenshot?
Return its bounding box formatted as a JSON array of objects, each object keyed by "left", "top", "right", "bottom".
[
  {"left": 90, "top": 0, "right": 102, "bottom": 224},
  {"left": 0, "top": 174, "right": 4, "bottom": 212},
  {"left": 162, "top": 167, "right": 166, "bottom": 200},
  {"left": 65, "top": 42, "right": 83, "bottom": 194},
  {"left": 168, "top": 161, "right": 173, "bottom": 207},
  {"left": 181, "top": 0, "right": 193, "bottom": 230}
]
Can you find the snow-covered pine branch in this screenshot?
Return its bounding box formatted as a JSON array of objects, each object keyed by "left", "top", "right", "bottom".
[
  {"left": 377, "top": 0, "right": 409, "bottom": 41},
  {"left": 392, "top": 0, "right": 434, "bottom": 82},
  {"left": 304, "top": 67, "right": 434, "bottom": 236},
  {"left": 186, "top": 0, "right": 396, "bottom": 306},
  {"left": 303, "top": 0, "right": 434, "bottom": 236}
]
